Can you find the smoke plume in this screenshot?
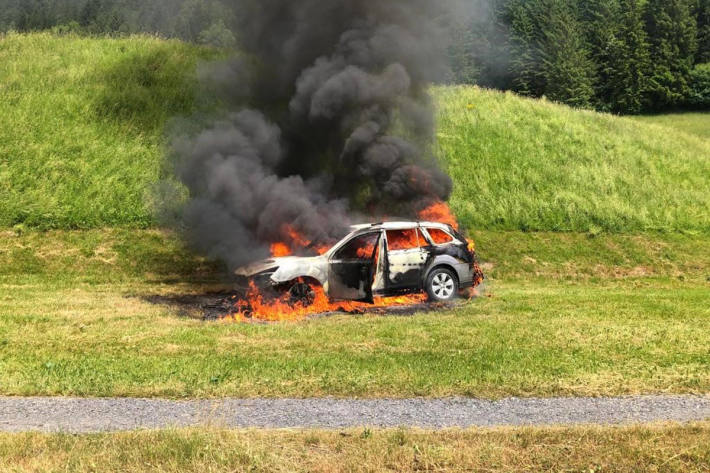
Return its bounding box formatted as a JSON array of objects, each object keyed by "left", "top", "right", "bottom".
[{"left": 170, "top": 0, "right": 460, "bottom": 269}]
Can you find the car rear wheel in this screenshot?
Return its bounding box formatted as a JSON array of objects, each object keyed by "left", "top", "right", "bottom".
[
  {"left": 425, "top": 268, "right": 458, "bottom": 302},
  {"left": 288, "top": 280, "right": 316, "bottom": 307}
]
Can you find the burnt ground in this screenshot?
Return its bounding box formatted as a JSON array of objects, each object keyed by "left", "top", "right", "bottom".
[
  {"left": 141, "top": 291, "right": 462, "bottom": 322},
  {"left": 141, "top": 292, "right": 244, "bottom": 321}
]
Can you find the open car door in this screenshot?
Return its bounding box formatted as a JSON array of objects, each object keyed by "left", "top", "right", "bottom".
[
  {"left": 384, "top": 228, "right": 427, "bottom": 291},
  {"left": 328, "top": 231, "right": 382, "bottom": 302}
]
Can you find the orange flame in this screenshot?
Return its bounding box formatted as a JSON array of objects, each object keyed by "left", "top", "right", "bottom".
[
  {"left": 270, "top": 224, "right": 329, "bottom": 257},
  {"left": 225, "top": 281, "right": 427, "bottom": 322},
  {"left": 387, "top": 228, "right": 421, "bottom": 251},
  {"left": 270, "top": 242, "right": 292, "bottom": 257},
  {"left": 418, "top": 201, "right": 459, "bottom": 230},
  {"left": 419, "top": 201, "right": 483, "bottom": 288},
  {"left": 229, "top": 201, "right": 481, "bottom": 323}
]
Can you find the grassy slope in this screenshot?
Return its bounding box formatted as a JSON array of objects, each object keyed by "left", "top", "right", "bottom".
[
  {"left": 2, "top": 424, "right": 709, "bottom": 473},
  {"left": 0, "top": 33, "right": 214, "bottom": 229},
  {"left": 1, "top": 34, "right": 709, "bottom": 233},
  {"left": 436, "top": 86, "right": 710, "bottom": 233},
  {"left": 0, "top": 34, "right": 708, "bottom": 398},
  {"left": 1, "top": 229, "right": 707, "bottom": 398},
  {"left": 631, "top": 112, "right": 710, "bottom": 140}
]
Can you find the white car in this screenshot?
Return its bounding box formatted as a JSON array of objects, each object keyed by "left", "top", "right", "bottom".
[{"left": 236, "top": 221, "right": 483, "bottom": 304}]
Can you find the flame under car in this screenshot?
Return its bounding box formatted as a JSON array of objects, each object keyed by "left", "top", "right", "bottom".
[{"left": 235, "top": 222, "right": 484, "bottom": 306}]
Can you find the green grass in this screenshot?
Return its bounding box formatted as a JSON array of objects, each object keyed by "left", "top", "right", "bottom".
[
  {"left": 0, "top": 229, "right": 707, "bottom": 399},
  {"left": 1, "top": 424, "right": 709, "bottom": 472},
  {"left": 0, "top": 32, "right": 215, "bottom": 229},
  {"left": 2, "top": 34, "right": 709, "bottom": 234},
  {"left": 630, "top": 112, "right": 710, "bottom": 140},
  {"left": 436, "top": 86, "right": 710, "bottom": 233},
  {"left": 1, "top": 34, "right": 708, "bottom": 399}
]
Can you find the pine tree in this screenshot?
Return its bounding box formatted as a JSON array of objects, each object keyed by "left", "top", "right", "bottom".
[
  {"left": 579, "top": 0, "right": 621, "bottom": 110},
  {"left": 466, "top": 0, "right": 515, "bottom": 89},
  {"left": 606, "top": 0, "right": 652, "bottom": 113},
  {"left": 696, "top": 0, "right": 710, "bottom": 63},
  {"left": 644, "top": 0, "right": 699, "bottom": 109},
  {"left": 538, "top": 0, "right": 596, "bottom": 107},
  {"left": 448, "top": 19, "right": 480, "bottom": 85},
  {"left": 507, "top": 0, "right": 544, "bottom": 97},
  {"left": 80, "top": 0, "right": 102, "bottom": 28}
]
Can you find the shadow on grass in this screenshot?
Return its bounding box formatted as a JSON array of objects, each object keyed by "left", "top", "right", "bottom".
[{"left": 90, "top": 44, "right": 211, "bottom": 133}]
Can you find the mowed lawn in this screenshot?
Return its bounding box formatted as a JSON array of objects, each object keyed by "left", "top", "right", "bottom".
[
  {"left": 0, "top": 229, "right": 707, "bottom": 399},
  {"left": 630, "top": 112, "right": 710, "bottom": 141},
  {"left": 2, "top": 423, "right": 709, "bottom": 473}
]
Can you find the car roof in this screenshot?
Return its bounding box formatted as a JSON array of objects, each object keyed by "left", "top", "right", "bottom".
[{"left": 350, "top": 221, "right": 453, "bottom": 231}]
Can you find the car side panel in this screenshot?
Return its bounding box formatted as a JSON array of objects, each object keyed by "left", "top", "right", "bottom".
[
  {"left": 271, "top": 257, "right": 329, "bottom": 287},
  {"left": 422, "top": 253, "right": 474, "bottom": 288}
]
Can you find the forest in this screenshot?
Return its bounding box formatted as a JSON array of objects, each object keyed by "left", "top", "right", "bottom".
[{"left": 1, "top": 0, "right": 708, "bottom": 113}]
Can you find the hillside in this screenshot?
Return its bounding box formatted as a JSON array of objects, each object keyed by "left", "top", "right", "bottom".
[
  {"left": 2, "top": 33, "right": 709, "bottom": 233},
  {"left": 436, "top": 87, "right": 710, "bottom": 233},
  {"left": 0, "top": 33, "right": 214, "bottom": 229}
]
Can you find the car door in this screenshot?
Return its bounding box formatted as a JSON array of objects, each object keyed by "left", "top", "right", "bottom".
[
  {"left": 384, "top": 228, "right": 427, "bottom": 291},
  {"left": 328, "top": 231, "right": 382, "bottom": 302}
]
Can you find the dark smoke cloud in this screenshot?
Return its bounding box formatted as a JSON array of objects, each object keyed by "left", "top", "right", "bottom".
[{"left": 169, "top": 0, "right": 462, "bottom": 269}]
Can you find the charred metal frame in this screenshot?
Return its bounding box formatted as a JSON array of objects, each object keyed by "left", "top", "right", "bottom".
[{"left": 235, "top": 221, "right": 480, "bottom": 302}]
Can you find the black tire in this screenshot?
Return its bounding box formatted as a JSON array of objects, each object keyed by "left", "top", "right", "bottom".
[
  {"left": 425, "top": 268, "right": 459, "bottom": 302},
  {"left": 288, "top": 280, "right": 316, "bottom": 307}
]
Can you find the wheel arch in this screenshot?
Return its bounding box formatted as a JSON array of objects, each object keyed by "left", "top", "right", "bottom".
[
  {"left": 271, "top": 259, "right": 329, "bottom": 288},
  {"left": 423, "top": 263, "right": 460, "bottom": 286},
  {"left": 276, "top": 276, "right": 324, "bottom": 290}
]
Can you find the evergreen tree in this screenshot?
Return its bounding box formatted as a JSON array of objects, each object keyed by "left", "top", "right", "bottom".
[
  {"left": 644, "top": 0, "right": 699, "bottom": 109},
  {"left": 696, "top": 0, "right": 710, "bottom": 63},
  {"left": 80, "top": 0, "right": 102, "bottom": 28},
  {"left": 507, "top": 0, "right": 544, "bottom": 97},
  {"left": 461, "top": 0, "right": 514, "bottom": 89},
  {"left": 579, "top": 0, "right": 620, "bottom": 110},
  {"left": 448, "top": 19, "right": 480, "bottom": 85},
  {"left": 538, "top": 0, "right": 596, "bottom": 107},
  {"left": 606, "top": 0, "right": 652, "bottom": 113},
  {"left": 0, "top": 0, "right": 21, "bottom": 31}
]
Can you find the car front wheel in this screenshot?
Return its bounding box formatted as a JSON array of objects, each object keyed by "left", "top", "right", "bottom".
[
  {"left": 425, "top": 268, "right": 459, "bottom": 302},
  {"left": 288, "top": 280, "right": 316, "bottom": 307}
]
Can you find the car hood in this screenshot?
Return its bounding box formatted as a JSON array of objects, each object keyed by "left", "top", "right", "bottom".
[{"left": 235, "top": 255, "right": 329, "bottom": 285}]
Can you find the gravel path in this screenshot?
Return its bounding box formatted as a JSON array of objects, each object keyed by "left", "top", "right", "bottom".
[{"left": 1, "top": 396, "right": 708, "bottom": 433}]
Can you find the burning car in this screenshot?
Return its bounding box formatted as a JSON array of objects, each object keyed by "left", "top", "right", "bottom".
[{"left": 235, "top": 221, "right": 483, "bottom": 307}]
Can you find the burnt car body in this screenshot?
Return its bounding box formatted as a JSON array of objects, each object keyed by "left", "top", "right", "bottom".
[{"left": 235, "top": 221, "right": 483, "bottom": 303}]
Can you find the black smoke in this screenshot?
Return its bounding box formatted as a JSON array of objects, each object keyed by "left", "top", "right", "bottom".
[{"left": 169, "top": 0, "right": 461, "bottom": 269}]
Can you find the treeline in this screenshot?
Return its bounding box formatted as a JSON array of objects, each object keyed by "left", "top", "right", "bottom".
[
  {"left": 1, "top": 0, "right": 708, "bottom": 113},
  {"left": 452, "top": 0, "right": 710, "bottom": 113},
  {"left": 0, "top": 0, "right": 237, "bottom": 47}
]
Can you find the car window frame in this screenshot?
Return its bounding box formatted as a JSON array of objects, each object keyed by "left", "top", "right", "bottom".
[
  {"left": 330, "top": 230, "right": 382, "bottom": 261},
  {"left": 384, "top": 227, "right": 422, "bottom": 253},
  {"left": 422, "top": 227, "right": 456, "bottom": 246}
]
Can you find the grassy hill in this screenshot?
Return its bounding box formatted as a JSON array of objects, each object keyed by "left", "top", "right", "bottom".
[
  {"left": 2, "top": 32, "right": 709, "bottom": 233},
  {"left": 0, "top": 33, "right": 214, "bottom": 229},
  {"left": 436, "top": 87, "right": 710, "bottom": 233}
]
